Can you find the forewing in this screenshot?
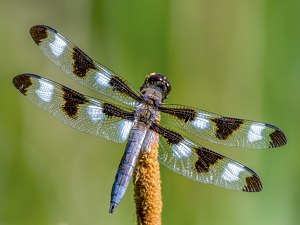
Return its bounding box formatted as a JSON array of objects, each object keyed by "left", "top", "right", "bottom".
[
  {"left": 29, "top": 25, "right": 142, "bottom": 107},
  {"left": 160, "top": 104, "right": 287, "bottom": 149},
  {"left": 12, "top": 74, "right": 135, "bottom": 143},
  {"left": 150, "top": 122, "right": 262, "bottom": 192}
]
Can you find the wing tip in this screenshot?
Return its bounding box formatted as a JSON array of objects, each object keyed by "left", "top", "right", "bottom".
[
  {"left": 30, "top": 25, "right": 57, "bottom": 45},
  {"left": 265, "top": 123, "right": 287, "bottom": 148},
  {"left": 242, "top": 170, "right": 263, "bottom": 192},
  {"left": 12, "top": 74, "right": 39, "bottom": 96}
]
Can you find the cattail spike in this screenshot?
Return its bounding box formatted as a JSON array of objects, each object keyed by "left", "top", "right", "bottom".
[{"left": 133, "top": 133, "right": 162, "bottom": 225}]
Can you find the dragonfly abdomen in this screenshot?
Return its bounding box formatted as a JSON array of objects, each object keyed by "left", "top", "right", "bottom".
[{"left": 109, "top": 122, "right": 148, "bottom": 213}]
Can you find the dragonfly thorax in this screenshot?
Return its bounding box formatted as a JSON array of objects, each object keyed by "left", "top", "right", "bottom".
[{"left": 135, "top": 102, "right": 160, "bottom": 124}]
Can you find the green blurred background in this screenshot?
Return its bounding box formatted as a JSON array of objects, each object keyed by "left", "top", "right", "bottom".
[{"left": 0, "top": 0, "right": 298, "bottom": 224}]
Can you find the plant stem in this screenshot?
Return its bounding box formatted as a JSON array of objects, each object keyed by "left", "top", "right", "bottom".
[{"left": 133, "top": 132, "right": 162, "bottom": 225}]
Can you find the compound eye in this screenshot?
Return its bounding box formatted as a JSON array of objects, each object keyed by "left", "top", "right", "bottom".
[
  {"left": 147, "top": 74, "right": 162, "bottom": 84},
  {"left": 147, "top": 74, "right": 171, "bottom": 98},
  {"left": 164, "top": 78, "right": 171, "bottom": 96}
]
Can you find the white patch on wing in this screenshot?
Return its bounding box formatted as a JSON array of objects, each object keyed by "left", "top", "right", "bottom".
[
  {"left": 248, "top": 124, "right": 265, "bottom": 142},
  {"left": 119, "top": 120, "right": 133, "bottom": 142},
  {"left": 86, "top": 105, "right": 104, "bottom": 122},
  {"left": 95, "top": 71, "right": 110, "bottom": 88},
  {"left": 36, "top": 80, "right": 54, "bottom": 102},
  {"left": 191, "top": 113, "right": 210, "bottom": 130},
  {"left": 221, "top": 163, "right": 244, "bottom": 182},
  {"left": 49, "top": 34, "right": 67, "bottom": 57},
  {"left": 172, "top": 142, "right": 192, "bottom": 158}
]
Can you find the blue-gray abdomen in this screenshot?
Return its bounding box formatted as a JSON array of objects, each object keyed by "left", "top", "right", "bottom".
[{"left": 109, "top": 121, "right": 147, "bottom": 213}]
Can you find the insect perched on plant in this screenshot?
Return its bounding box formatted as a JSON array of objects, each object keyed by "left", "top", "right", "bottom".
[{"left": 13, "top": 25, "right": 287, "bottom": 213}]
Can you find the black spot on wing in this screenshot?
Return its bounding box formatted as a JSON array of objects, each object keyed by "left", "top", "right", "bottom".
[
  {"left": 62, "top": 86, "right": 89, "bottom": 119},
  {"left": 194, "top": 147, "right": 224, "bottom": 173},
  {"left": 159, "top": 106, "right": 197, "bottom": 123},
  {"left": 72, "top": 47, "right": 98, "bottom": 78},
  {"left": 12, "top": 74, "right": 35, "bottom": 96},
  {"left": 109, "top": 76, "right": 142, "bottom": 102},
  {"left": 30, "top": 25, "right": 57, "bottom": 46},
  {"left": 150, "top": 123, "right": 183, "bottom": 146},
  {"left": 242, "top": 174, "right": 263, "bottom": 192},
  {"left": 211, "top": 117, "right": 244, "bottom": 140},
  {"left": 266, "top": 124, "right": 287, "bottom": 148},
  {"left": 101, "top": 103, "right": 134, "bottom": 121}
]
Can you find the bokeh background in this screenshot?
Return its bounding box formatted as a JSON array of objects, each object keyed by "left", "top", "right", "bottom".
[{"left": 0, "top": 0, "right": 298, "bottom": 224}]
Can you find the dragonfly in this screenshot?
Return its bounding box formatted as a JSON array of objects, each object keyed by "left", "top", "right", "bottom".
[{"left": 12, "top": 25, "right": 287, "bottom": 214}]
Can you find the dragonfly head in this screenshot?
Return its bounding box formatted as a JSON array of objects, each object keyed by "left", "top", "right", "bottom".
[{"left": 141, "top": 73, "right": 171, "bottom": 101}]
